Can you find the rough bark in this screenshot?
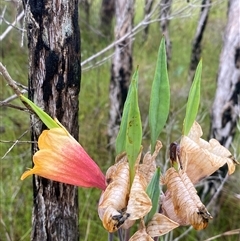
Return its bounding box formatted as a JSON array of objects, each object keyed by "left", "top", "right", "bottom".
[
  {"left": 159, "top": 0, "right": 172, "bottom": 64},
  {"left": 142, "top": 0, "right": 154, "bottom": 42},
  {"left": 189, "top": 0, "right": 211, "bottom": 81},
  {"left": 201, "top": 0, "right": 240, "bottom": 218},
  {"left": 210, "top": 0, "right": 240, "bottom": 148},
  {"left": 108, "top": 0, "right": 134, "bottom": 148},
  {"left": 100, "top": 0, "right": 115, "bottom": 37},
  {"left": 23, "top": 0, "right": 81, "bottom": 240}
]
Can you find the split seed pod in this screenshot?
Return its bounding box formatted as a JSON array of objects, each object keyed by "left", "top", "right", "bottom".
[
  {"left": 98, "top": 155, "right": 130, "bottom": 232},
  {"left": 181, "top": 121, "right": 238, "bottom": 184},
  {"left": 161, "top": 167, "right": 212, "bottom": 230},
  {"left": 129, "top": 214, "right": 179, "bottom": 241}
]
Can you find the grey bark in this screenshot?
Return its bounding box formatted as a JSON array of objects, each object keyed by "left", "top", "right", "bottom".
[
  {"left": 189, "top": 0, "right": 211, "bottom": 81},
  {"left": 201, "top": 0, "right": 240, "bottom": 218},
  {"left": 23, "top": 0, "right": 81, "bottom": 240},
  {"left": 108, "top": 0, "right": 134, "bottom": 148},
  {"left": 159, "top": 0, "right": 172, "bottom": 64},
  {"left": 210, "top": 0, "right": 240, "bottom": 148}
]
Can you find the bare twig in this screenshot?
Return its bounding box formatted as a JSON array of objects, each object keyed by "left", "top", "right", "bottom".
[
  {"left": 80, "top": 0, "right": 220, "bottom": 69},
  {"left": 0, "top": 90, "right": 28, "bottom": 106},
  {"left": 0, "top": 62, "right": 22, "bottom": 96},
  {"left": 206, "top": 173, "right": 229, "bottom": 209},
  {"left": 1, "top": 128, "right": 30, "bottom": 159},
  {"left": 0, "top": 10, "right": 25, "bottom": 41},
  {"left": 203, "top": 229, "right": 240, "bottom": 241},
  {"left": 0, "top": 140, "right": 36, "bottom": 144},
  {"left": 0, "top": 102, "right": 28, "bottom": 111}
]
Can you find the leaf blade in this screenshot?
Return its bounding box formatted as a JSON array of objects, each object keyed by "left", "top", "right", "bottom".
[
  {"left": 115, "top": 69, "right": 139, "bottom": 154},
  {"left": 126, "top": 73, "right": 142, "bottom": 184},
  {"left": 144, "top": 167, "right": 161, "bottom": 224},
  {"left": 149, "top": 38, "right": 170, "bottom": 153},
  {"left": 20, "top": 94, "right": 59, "bottom": 129},
  {"left": 183, "top": 60, "right": 202, "bottom": 135}
]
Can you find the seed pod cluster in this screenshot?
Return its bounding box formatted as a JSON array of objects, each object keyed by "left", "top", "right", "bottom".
[{"left": 98, "top": 141, "right": 162, "bottom": 233}]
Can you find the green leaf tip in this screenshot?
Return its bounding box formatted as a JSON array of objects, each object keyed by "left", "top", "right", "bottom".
[
  {"left": 183, "top": 60, "right": 202, "bottom": 135},
  {"left": 145, "top": 167, "right": 161, "bottom": 224},
  {"left": 126, "top": 70, "right": 142, "bottom": 185},
  {"left": 149, "top": 38, "right": 170, "bottom": 153},
  {"left": 115, "top": 69, "right": 139, "bottom": 155},
  {"left": 20, "top": 94, "right": 59, "bottom": 129}
]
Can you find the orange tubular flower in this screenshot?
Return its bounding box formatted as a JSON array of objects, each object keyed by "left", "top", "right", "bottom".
[{"left": 21, "top": 127, "right": 106, "bottom": 190}]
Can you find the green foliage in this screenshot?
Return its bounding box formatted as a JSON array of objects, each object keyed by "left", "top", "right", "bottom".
[
  {"left": 125, "top": 70, "right": 142, "bottom": 185},
  {"left": 20, "top": 95, "right": 59, "bottom": 129},
  {"left": 115, "top": 69, "right": 139, "bottom": 155},
  {"left": 149, "top": 38, "right": 170, "bottom": 153},
  {"left": 183, "top": 60, "right": 202, "bottom": 135},
  {"left": 144, "top": 167, "right": 161, "bottom": 225}
]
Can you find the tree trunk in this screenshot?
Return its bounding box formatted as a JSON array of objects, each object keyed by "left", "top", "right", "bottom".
[
  {"left": 142, "top": 0, "right": 154, "bottom": 42},
  {"left": 189, "top": 0, "right": 211, "bottom": 81},
  {"left": 23, "top": 0, "right": 81, "bottom": 240},
  {"left": 159, "top": 0, "right": 172, "bottom": 64},
  {"left": 210, "top": 0, "right": 240, "bottom": 148},
  {"left": 108, "top": 0, "right": 134, "bottom": 148},
  {"left": 100, "top": 0, "right": 115, "bottom": 37},
  {"left": 202, "top": 0, "right": 240, "bottom": 218}
]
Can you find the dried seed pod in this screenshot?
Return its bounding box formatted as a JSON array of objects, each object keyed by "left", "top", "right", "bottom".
[
  {"left": 101, "top": 207, "right": 130, "bottom": 232},
  {"left": 126, "top": 170, "right": 152, "bottom": 221},
  {"left": 98, "top": 155, "right": 130, "bottom": 232},
  {"left": 180, "top": 122, "right": 238, "bottom": 184},
  {"left": 129, "top": 228, "right": 154, "bottom": 241},
  {"left": 139, "top": 140, "right": 162, "bottom": 184},
  {"left": 146, "top": 213, "right": 179, "bottom": 237},
  {"left": 99, "top": 141, "right": 164, "bottom": 233},
  {"left": 161, "top": 167, "right": 212, "bottom": 230}
]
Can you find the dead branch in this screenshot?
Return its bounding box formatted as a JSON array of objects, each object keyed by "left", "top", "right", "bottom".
[
  {"left": 0, "top": 10, "right": 25, "bottom": 41},
  {"left": 0, "top": 62, "right": 22, "bottom": 96}
]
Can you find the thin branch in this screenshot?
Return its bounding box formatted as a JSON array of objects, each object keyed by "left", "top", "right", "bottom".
[
  {"left": 1, "top": 128, "right": 30, "bottom": 159},
  {"left": 0, "top": 62, "right": 22, "bottom": 96},
  {"left": 80, "top": 0, "right": 216, "bottom": 69},
  {"left": 206, "top": 173, "right": 229, "bottom": 209},
  {"left": 0, "top": 90, "right": 28, "bottom": 107},
  {"left": 0, "top": 5, "right": 7, "bottom": 25},
  {"left": 0, "top": 102, "right": 29, "bottom": 112},
  {"left": 0, "top": 10, "right": 25, "bottom": 41},
  {"left": 203, "top": 229, "right": 240, "bottom": 241},
  {"left": 0, "top": 140, "right": 36, "bottom": 144}
]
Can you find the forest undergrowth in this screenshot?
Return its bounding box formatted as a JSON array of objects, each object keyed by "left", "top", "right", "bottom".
[{"left": 0, "top": 1, "right": 239, "bottom": 240}]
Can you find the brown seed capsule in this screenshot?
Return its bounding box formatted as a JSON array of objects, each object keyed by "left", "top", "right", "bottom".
[
  {"left": 146, "top": 213, "right": 179, "bottom": 237},
  {"left": 161, "top": 167, "right": 212, "bottom": 230},
  {"left": 98, "top": 155, "right": 130, "bottom": 232},
  {"left": 180, "top": 121, "right": 238, "bottom": 184}
]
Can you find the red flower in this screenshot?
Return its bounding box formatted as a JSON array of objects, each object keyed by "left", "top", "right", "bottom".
[{"left": 21, "top": 127, "right": 106, "bottom": 190}]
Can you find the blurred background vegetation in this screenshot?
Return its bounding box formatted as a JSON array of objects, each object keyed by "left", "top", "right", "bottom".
[{"left": 0, "top": 0, "right": 239, "bottom": 240}]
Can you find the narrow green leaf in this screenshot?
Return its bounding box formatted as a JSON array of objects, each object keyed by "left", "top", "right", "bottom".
[
  {"left": 126, "top": 73, "right": 142, "bottom": 185},
  {"left": 115, "top": 69, "right": 139, "bottom": 154},
  {"left": 144, "top": 167, "right": 161, "bottom": 224},
  {"left": 183, "top": 60, "right": 202, "bottom": 135},
  {"left": 20, "top": 94, "right": 59, "bottom": 129},
  {"left": 149, "top": 38, "right": 170, "bottom": 154}
]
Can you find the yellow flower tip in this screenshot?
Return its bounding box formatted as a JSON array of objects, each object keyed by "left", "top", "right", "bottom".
[{"left": 21, "top": 169, "right": 34, "bottom": 180}]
